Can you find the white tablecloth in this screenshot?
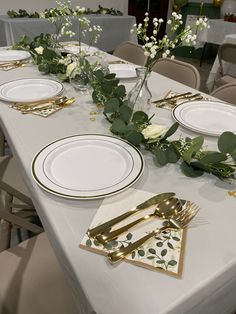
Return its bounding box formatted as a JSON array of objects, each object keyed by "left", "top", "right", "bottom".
[
  {"left": 0, "top": 15, "right": 137, "bottom": 52},
  {"left": 206, "top": 33, "right": 236, "bottom": 92},
  {"left": 0, "top": 53, "right": 236, "bottom": 314},
  {"left": 199, "top": 19, "right": 236, "bottom": 45}
]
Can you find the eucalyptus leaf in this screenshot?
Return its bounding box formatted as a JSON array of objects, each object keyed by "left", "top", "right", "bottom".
[
  {"left": 155, "top": 147, "right": 168, "bottom": 166},
  {"left": 104, "top": 98, "right": 119, "bottom": 113},
  {"left": 162, "top": 122, "right": 179, "bottom": 141},
  {"left": 156, "top": 242, "right": 163, "bottom": 247},
  {"left": 200, "top": 152, "right": 227, "bottom": 164},
  {"left": 132, "top": 111, "right": 149, "bottom": 124},
  {"left": 167, "top": 242, "right": 174, "bottom": 249},
  {"left": 166, "top": 144, "right": 180, "bottom": 163},
  {"left": 119, "top": 104, "right": 132, "bottom": 123},
  {"left": 218, "top": 131, "right": 236, "bottom": 154},
  {"left": 182, "top": 136, "right": 204, "bottom": 164},
  {"left": 138, "top": 249, "right": 145, "bottom": 256},
  {"left": 168, "top": 260, "right": 177, "bottom": 266},
  {"left": 124, "top": 130, "right": 143, "bottom": 146},
  {"left": 105, "top": 73, "right": 116, "bottom": 80},
  {"left": 172, "top": 236, "right": 180, "bottom": 241},
  {"left": 181, "top": 161, "right": 204, "bottom": 177},
  {"left": 101, "top": 81, "right": 113, "bottom": 94},
  {"left": 111, "top": 118, "right": 128, "bottom": 134},
  {"left": 86, "top": 239, "right": 92, "bottom": 247},
  {"left": 114, "top": 84, "right": 126, "bottom": 98},
  {"left": 156, "top": 260, "right": 165, "bottom": 264},
  {"left": 148, "top": 248, "right": 156, "bottom": 254},
  {"left": 161, "top": 249, "right": 167, "bottom": 256},
  {"left": 94, "top": 69, "right": 104, "bottom": 81},
  {"left": 126, "top": 233, "right": 132, "bottom": 240}
]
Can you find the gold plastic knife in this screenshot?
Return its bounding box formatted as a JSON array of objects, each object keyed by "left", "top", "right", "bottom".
[{"left": 87, "top": 192, "right": 175, "bottom": 238}]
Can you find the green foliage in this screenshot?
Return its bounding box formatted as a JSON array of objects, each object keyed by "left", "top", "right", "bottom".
[
  {"left": 13, "top": 32, "right": 236, "bottom": 182},
  {"left": 7, "top": 6, "right": 123, "bottom": 19}
]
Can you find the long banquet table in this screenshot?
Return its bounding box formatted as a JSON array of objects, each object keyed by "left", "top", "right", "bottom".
[
  {"left": 0, "top": 14, "right": 137, "bottom": 51},
  {"left": 0, "top": 51, "right": 236, "bottom": 314}
]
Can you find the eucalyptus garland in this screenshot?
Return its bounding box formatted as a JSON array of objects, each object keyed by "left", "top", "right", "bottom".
[
  {"left": 91, "top": 70, "right": 236, "bottom": 181},
  {"left": 13, "top": 34, "right": 236, "bottom": 181},
  {"left": 7, "top": 5, "right": 122, "bottom": 19}
]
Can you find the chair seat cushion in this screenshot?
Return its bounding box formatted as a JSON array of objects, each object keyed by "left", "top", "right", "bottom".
[
  {"left": 215, "top": 75, "right": 236, "bottom": 88},
  {"left": 0, "top": 233, "right": 77, "bottom": 314}
]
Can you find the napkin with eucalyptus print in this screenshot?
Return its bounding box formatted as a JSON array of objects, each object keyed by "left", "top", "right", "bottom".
[{"left": 80, "top": 189, "right": 187, "bottom": 278}]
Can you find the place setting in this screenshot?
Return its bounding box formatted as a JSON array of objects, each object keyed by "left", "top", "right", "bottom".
[
  {"left": 80, "top": 190, "right": 200, "bottom": 277},
  {"left": 153, "top": 90, "right": 236, "bottom": 136},
  {"left": 0, "top": 49, "right": 32, "bottom": 71},
  {"left": 0, "top": 77, "right": 75, "bottom": 117},
  {"left": 108, "top": 63, "right": 138, "bottom": 80}
]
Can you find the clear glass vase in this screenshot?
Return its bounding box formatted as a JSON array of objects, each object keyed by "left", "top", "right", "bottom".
[
  {"left": 127, "top": 67, "right": 152, "bottom": 114},
  {"left": 70, "top": 74, "right": 92, "bottom": 94}
]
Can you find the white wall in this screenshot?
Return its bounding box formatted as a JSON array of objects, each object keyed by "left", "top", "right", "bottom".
[{"left": 0, "top": 0, "right": 128, "bottom": 15}]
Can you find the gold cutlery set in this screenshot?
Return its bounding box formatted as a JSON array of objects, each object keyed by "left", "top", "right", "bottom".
[
  {"left": 153, "top": 91, "right": 205, "bottom": 109},
  {"left": 10, "top": 96, "right": 75, "bottom": 115},
  {"left": 86, "top": 192, "right": 199, "bottom": 264},
  {"left": 0, "top": 60, "right": 30, "bottom": 71}
]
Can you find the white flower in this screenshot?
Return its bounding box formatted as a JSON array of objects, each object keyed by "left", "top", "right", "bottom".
[
  {"left": 142, "top": 124, "right": 167, "bottom": 140},
  {"left": 34, "top": 46, "right": 44, "bottom": 55},
  {"left": 66, "top": 62, "right": 77, "bottom": 77}
]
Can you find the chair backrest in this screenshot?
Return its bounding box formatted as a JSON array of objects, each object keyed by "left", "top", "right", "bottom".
[
  {"left": 113, "top": 41, "right": 147, "bottom": 66},
  {"left": 210, "top": 82, "right": 236, "bottom": 106},
  {"left": 152, "top": 58, "right": 201, "bottom": 90},
  {"left": 218, "top": 43, "right": 236, "bottom": 76},
  {"left": 0, "top": 233, "right": 78, "bottom": 314}
]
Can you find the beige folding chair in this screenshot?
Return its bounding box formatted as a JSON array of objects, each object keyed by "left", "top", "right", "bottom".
[
  {"left": 0, "top": 155, "right": 39, "bottom": 252},
  {"left": 113, "top": 41, "right": 148, "bottom": 66},
  {"left": 210, "top": 82, "right": 236, "bottom": 106},
  {"left": 0, "top": 232, "right": 78, "bottom": 314},
  {"left": 214, "top": 43, "right": 236, "bottom": 89},
  {"left": 152, "top": 58, "right": 201, "bottom": 90}
]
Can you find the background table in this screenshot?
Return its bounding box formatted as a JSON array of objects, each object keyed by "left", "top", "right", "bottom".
[
  {"left": 206, "top": 33, "right": 236, "bottom": 92},
  {"left": 0, "top": 14, "right": 137, "bottom": 52},
  {"left": 198, "top": 19, "right": 236, "bottom": 45},
  {"left": 0, "top": 54, "right": 236, "bottom": 314}
]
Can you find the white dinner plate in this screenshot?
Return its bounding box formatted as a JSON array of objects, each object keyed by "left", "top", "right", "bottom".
[
  {"left": 172, "top": 100, "right": 236, "bottom": 136},
  {"left": 61, "top": 43, "right": 98, "bottom": 55},
  {"left": 0, "top": 50, "right": 31, "bottom": 63},
  {"left": 32, "top": 134, "right": 144, "bottom": 199},
  {"left": 0, "top": 78, "right": 64, "bottom": 103},
  {"left": 108, "top": 64, "right": 137, "bottom": 79}
]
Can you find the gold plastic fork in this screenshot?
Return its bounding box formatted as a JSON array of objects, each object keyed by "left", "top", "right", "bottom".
[
  {"left": 107, "top": 202, "right": 199, "bottom": 263},
  {"left": 96, "top": 197, "right": 182, "bottom": 244}
]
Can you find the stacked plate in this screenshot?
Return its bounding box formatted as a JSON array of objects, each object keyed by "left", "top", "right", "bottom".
[
  {"left": 0, "top": 50, "right": 31, "bottom": 65},
  {"left": 108, "top": 64, "right": 137, "bottom": 79},
  {"left": 0, "top": 78, "right": 64, "bottom": 103}
]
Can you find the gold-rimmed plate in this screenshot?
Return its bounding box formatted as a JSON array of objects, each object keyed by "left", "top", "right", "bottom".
[
  {"left": 0, "top": 50, "right": 31, "bottom": 63},
  {"left": 172, "top": 100, "right": 236, "bottom": 136},
  {"left": 0, "top": 78, "right": 63, "bottom": 103},
  {"left": 32, "top": 134, "right": 144, "bottom": 199}
]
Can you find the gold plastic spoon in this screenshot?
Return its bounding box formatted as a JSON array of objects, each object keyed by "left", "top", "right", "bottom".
[{"left": 96, "top": 197, "right": 182, "bottom": 244}]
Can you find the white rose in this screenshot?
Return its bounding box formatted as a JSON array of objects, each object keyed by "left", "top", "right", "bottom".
[
  {"left": 66, "top": 62, "right": 77, "bottom": 77},
  {"left": 141, "top": 124, "right": 167, "bottom": 140},
  {"left": 34, "top": 46, "right": 44, "bottom": 55}
]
